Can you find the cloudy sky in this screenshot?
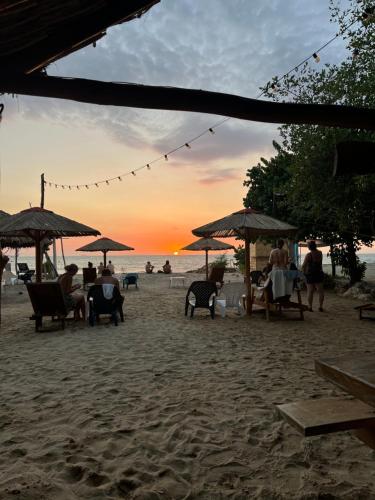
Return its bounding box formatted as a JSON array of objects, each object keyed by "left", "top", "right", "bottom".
[{"left": 0, "top": 0, "right": 351, "bottom": 254}]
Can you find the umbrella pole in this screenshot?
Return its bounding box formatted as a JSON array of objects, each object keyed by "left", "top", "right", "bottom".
[
  {"left": 35, "top": 232, "right": 42, "bottom": 283},
  {"left": 245, "top": 235, "right": 251, "bottom": 316},
  {"left": 205, "top": 249, "right": 209, "bottom": 280},
  {"left": 103, "top": 250, "right": 107, "bottom": 267}
]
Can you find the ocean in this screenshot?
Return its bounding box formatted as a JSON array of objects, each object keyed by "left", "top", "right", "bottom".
[{"left": 4, "top": 252, "right": 375, "bottom": 275}]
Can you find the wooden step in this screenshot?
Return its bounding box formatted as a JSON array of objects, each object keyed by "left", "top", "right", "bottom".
[{"left": 277, "top": 398, "right": 375, "bottom": 436}]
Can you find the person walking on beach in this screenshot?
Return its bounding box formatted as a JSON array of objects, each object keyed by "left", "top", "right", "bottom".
[
  {"left": 58, "top": 264, "right": 85, "bottom": 320},
  {"left": 269, "top": 239, "right": 289, "bottom": 269},
  {"left": 302, "top": 240, "right": 325, "bottom": 312}
]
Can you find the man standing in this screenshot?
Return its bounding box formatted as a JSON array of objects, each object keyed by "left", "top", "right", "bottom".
[{"left": 269, "top": 239, "right": 289, "bottom": 269}]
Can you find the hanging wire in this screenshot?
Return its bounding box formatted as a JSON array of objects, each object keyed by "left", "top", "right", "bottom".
[{"left": 45, "top": 14, "right": 360, "bottom": 190}]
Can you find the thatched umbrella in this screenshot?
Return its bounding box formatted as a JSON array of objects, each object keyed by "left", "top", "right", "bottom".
[
  {"left": 0, "top": 207, "right": 100, "bottom": 282},
  {"left": 0, "top": 210, "right": 35, "bottom": 250},
  {"left": 192, "top": 208, "right": 297, "bottom": 315},
  {"left": 76, "top": 237, "right": 134, "bottom": 266},
  {"left": 181, "top": 237, "right": 234, "bottom": 280}
]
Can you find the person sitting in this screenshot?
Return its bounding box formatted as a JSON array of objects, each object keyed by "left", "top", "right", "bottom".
[
  {"left": 97, "top": 262, "right": 104, "bottom": 275},
  {"left": 269, "top": 239, "right": 289, "bottom": 270},
  {"left": 88, "top": 261, "right": 94, "bottom": 269},
  {"left": 57, "top": 263, "right": 85, "bottom": 320},
  {"left": 95, "top": 268, "right": 124, "bottom": 309},
  {"left": 107, "top": 260, "right": 115, "bottom": 275},
  {"left": 145, "top": 261, "right": 154, "bottom": 273},
  {"left": 162, "top": 260, "right": 172, "bottom": 274}
]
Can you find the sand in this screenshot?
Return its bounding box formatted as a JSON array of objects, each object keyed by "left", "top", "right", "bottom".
[{"left": 1, "top": 272, "right": 375, "bottom": 499}]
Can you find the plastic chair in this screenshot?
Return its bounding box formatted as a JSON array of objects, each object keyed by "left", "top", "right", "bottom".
[
  {"left": 216, "top": 282, "right": 247, "bottom": 318},
  {"left": 122, "top": 273, "right": 139, "bottom": 290},
  {"left": 87, "top": 284, "right": 124, "bottom": 326},
  {"left": 185, "top": 281, "right": 217, "bottom": 319}
]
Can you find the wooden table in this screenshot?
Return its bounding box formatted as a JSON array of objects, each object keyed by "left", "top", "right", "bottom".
[{"left": 316, "top": 353, "right": 375, "bottom": 447}]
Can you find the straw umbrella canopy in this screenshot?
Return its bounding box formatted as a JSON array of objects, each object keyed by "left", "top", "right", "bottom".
[
  {"left": 76, "top": 237, "right": 134, "bottom": 266},
  {"left": 0, "top": 207, "right": 100, "bottom": 282},
  {"left": 0, "top": 210, "right": 35, "bottom": 249},
  {"left": 181, "top": 237, "right": 234, "bottom": 280},
  {"left": 192, "top": 208, "right": 298, "bottom": 315}
]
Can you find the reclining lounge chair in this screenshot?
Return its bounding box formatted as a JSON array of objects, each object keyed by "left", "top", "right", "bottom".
[{"left": 26, "top": 282, "right": 73, "bottom": 331}]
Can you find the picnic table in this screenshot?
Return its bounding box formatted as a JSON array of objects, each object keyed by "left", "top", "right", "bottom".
[{"left": 277, "top": 353, "right": 375, "bottom": 448}]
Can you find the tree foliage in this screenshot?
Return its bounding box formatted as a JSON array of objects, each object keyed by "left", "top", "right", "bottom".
[{"left": 243, "top": 0, "right": 375, "bottom": 284}]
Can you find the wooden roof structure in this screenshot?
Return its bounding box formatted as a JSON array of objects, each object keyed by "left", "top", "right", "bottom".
[{"left": 0, "top": 0, "right": 375, "bottom": 130}]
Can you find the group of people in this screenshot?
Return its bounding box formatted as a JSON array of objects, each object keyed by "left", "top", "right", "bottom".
[
  {"left": 145, "top": 260, "right": 172, "bottom": 274},
  {"left": 267, "top": 239, "right": 324, "bottom": 312}
]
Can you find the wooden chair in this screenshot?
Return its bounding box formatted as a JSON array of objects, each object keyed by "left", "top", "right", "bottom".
[
  {"left": 354, "top": 303, "right": 375, "bottom": 320},
  {"left": 82, "top": 267, "right": 97, "bottom": 291},
  {"left": 207, "top": 267, "right": 225, "bottom": 287},
  {"left": 26, "top": 282, "right": 73, "bottom": 331},
  {"left": 185, "top": 281, "right": 217, "bottom": 319},
  {"left": 251, "top": 279, "right": 307, "bottom": 320}
]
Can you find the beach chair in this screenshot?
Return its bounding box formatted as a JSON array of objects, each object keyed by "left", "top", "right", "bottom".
[
  {"left": 26, "top": 282, "right": 73, "bottom": 331},
  {"left": 82, "top": 267, "right": 97, "bottom": 290},
  {"left": 354, "top": 303, "right": 375, "bottom": 320},
  {"left": 17, "top": 263, "right": 35, "bottom": 283},
  {"left": 207, "top": 267, "right": 225, "bottom": 287},
  {"left": 216, "top": 282, "right": 247, "bottom": 317},
  {"left": 185, "top": 281, "right": 217, "bottom": 319},
  {"left": 87, "top": 284, "right": 124, "bottom": 326},
  {"left": 251, "top": 278, "right": 307, "bottom": 320},
  {"left": 250, "top": 270, "right": 263, "bottom": 286},
  {"left": 122, "top": 273, "right": 139, "bottom": 290}
]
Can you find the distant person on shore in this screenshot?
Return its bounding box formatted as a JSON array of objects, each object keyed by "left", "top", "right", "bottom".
[
  {"left": 162, "top": 260, "right": 172, "bottom": 274},
  {"left": 58, "top": 264, "right": 85, "bottom": 320},
  {"left": 107, "top": 260, "right": 115, "bottom": 274},
  {"left": 302, "top": 240, "right": 325, "bottom": 312},
  {"left": 97, "top": 262, "right": 104, "bottom": 275},
  {"left": 269, "top": 239, "right": 289, "bottom": 269},
  {"left": 88, "top": 261, "right": 94, "bottom": 269},
  {"left": 145, "top": 261, "right": 154, "bottom": 273}
]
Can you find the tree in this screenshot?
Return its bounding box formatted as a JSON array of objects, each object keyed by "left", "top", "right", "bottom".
[{"left": 244, "top": 0, "right": 375, "bottom": 284}]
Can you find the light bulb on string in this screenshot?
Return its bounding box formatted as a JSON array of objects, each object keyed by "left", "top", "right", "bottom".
[
  {"left": 118, "top": 176, "right": 122, "bottom": 181},
  {"left": 85, "top": 185, "right": 89, "bottom": 189},
  {"left": 185, "top": 143, "right": 191, "bottom": 149},
  {"left": 209, "top": 128, "right": 215, "bottom": 134},
  {"left": 164, "top": 155, "right": 168, "bottom": 161},
  {"left": 95, "top": 183, "right": 99, "bottom": 188},
  {"left": 76, "top": 186, "right": 80, "bottom": 190},
  {"left": 62, "top": 185, "right": 65, "bottom": 189},
  {"left": 147, "top": 164, "right": 151, "bottom": 170},
  {"left": 313, "top": 52, "right": 320, "bottom": 63},
  {"left": 69, "top": 186, "right": 71, "bottom": 190},
  {"left": 131, "top": 171, "right": 136, "bottom": 176},
  {"left": 55, "top": 184, "right": 57, "bottom": 188},
  {"left": 106, "top": 180, "right": 109, "bottom": 185}
]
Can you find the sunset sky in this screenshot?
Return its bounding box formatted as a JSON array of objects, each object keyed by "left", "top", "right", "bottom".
[{"left": 2, "top": 0, "right": 366, "bottom": 256}]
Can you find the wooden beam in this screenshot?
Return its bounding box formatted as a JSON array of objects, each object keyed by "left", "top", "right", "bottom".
[{"left": 1, "top": 74, "right": 375, "bottom": 129}]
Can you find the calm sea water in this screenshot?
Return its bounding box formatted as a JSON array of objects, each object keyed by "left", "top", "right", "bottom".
[{"left": 4, "top": 251, "right": 375, "bottom": 275}]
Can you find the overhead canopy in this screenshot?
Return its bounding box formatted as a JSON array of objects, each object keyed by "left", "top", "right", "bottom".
[
  {"left": 76, "top": 237, "right": 134, "bottom": 252},
  {"left": 0, "top": 207, "right": 100, "bottom": 281},
  {"left": 192, "top": 208, "right": 297, "bottom": 240},
  {"left": 0, "top": 210, "right": 36, "bottom": 249},
  {"left": 181, "top": 238, "right": 234, "bottom": 252}
]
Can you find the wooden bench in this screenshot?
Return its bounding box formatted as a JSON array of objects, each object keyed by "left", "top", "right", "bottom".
[
  {"left": 354, "top": 303, "right": 375, "bottom": 320},
  {"left": 277, "top": 398, "right": 375, "bottom": 439}
]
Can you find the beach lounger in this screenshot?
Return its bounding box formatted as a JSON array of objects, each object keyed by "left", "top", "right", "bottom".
[
  {"left": 122, "top": 273, "right": 139, "bottom": 290},
  {"left": 87, "top": 284, "right": 124, "bottom": 326},
  {"left": 82, "top": 267, "right": 97, "bottom": 291},
  {"left": 354, "top": 303, "right": 375, "bottom": 320},
  {"left": 251, "top": 279, "right": 307, "bottom": 320},
  {"left": 26, "top": 282, "right": 73, "bottom": 331},
  {"left": 185, "top": 281, "right": 217, "bottom": 319}
]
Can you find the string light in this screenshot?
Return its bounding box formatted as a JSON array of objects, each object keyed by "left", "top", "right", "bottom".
[
  {"left": 76, "top": 186, "right": 80, "bottom": 190},
  {"left": 69, "top": 186, "right": 71, "bottom": 190},
  {"left": 55, "top": 184, "right": 57, "bottom": 188},
  {"left": 45, "top": 17, "right": 359, "bottom": 192},
  {"left": 85, "top": 185, "right": 89, "bottom": 189},
  {"left": 313, "top": 52, "right": 320, "bottom": 63},
  {"left": 62, "top": 185, "right": 65, "bottom": 189}
]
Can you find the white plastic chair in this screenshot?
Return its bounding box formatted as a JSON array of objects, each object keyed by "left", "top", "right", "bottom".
[{"left": 216, "top": 282, "right": 247, "bottom": 318}]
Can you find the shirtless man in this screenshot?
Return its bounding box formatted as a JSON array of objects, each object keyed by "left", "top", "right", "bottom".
[{"left": 269, "top": 239, "right": 289, "bottom": 269}]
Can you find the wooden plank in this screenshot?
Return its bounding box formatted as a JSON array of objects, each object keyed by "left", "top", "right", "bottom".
[
  {"left": 315, "top": 354, "right": 375, "bottom": 408},
  {"left": 277, "top": 398, "right": 375, "bottom": 437}
]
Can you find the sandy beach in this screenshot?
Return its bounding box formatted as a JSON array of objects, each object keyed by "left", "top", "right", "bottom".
[{"left": 1, "top": 272, "right": 375, "bottom": 499}]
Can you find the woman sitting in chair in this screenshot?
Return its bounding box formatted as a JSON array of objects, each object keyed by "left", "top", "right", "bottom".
[{"left": 58, "top": 264, "right": 85, "bottom": 320}]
